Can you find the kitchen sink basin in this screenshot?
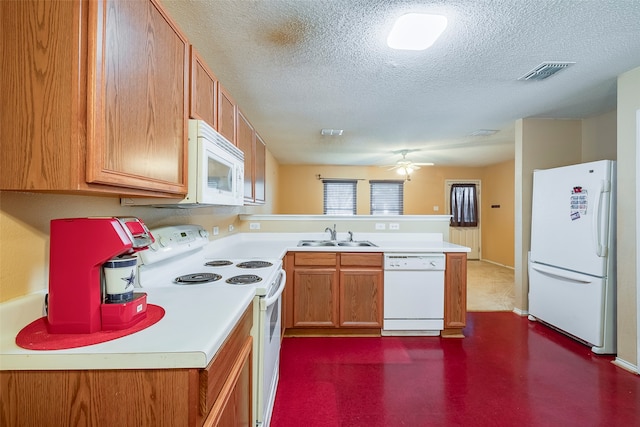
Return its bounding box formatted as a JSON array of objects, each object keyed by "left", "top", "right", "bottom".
[
  {"left": 336, "top": 241, "right": 377, "bottom": 247},
  {"left": 297, "top": 240, "right": 337, "bottom": 247},
  {"left": 296, "top": 240, "right": 377, "bottom": 247}
]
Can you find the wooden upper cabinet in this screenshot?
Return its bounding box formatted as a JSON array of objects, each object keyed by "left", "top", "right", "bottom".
[
  {"left": 236, "top": 109, "right": 267, "bottom": 205},
  {"left": 189, "top": 46, "right": 217, "bottom": 129},
  {"left": 218, "top": 84, "right": 237, "bottom": 145},
  {"left": 86, "top": 0, "right": 189, "bottom": 194},
  {"left": 0, "top": 0, "right": 189, "bottom": 196},
  {"left": 254, "top": 133, "right": 267, "bottom": 204},
  {"left": 237, "top": 109, "right": 255, "bottom": 203}
]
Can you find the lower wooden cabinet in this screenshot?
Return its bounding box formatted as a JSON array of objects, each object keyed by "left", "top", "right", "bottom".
[
  {"left": 284, "top": 252, "right": 383, "bottom": 333},
  {"left": 340, "top": 269, "right": 383, "bottom": 327},
  {"left": 443, "top": 252, "right": 468, "bottom": 337},
  {"left": 0, "top": 303, "right": 253, "bottom": 427},
  {"left": 283, "top": 251, "right": 467, "bottom": 337},
  {"left": 293, "top": 266, "right": 339, "bottom": 327}
]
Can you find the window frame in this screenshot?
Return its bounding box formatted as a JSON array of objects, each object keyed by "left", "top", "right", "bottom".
[
  {"left": 369, "top": 180, "right": 404, "bottom": 215},
  {"left": 323, "top": 179, "right": 357, "bottom": 215},
  {"left": 449, "top": 183, "right": 478, "bottom": 227}
]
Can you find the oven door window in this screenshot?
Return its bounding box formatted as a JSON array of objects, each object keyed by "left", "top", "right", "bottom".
[{"left": 206, "top": 156, "right": 233, "bottom": 193}]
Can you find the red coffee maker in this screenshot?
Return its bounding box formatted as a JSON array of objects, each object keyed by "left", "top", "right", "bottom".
[{"left": 47, "top": 217, "right": 154, "bottom": 334}]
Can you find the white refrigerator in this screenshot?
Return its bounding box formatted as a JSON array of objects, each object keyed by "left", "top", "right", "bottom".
[{"left": 528, "top": 160, "right": 616, "bottom": 354}]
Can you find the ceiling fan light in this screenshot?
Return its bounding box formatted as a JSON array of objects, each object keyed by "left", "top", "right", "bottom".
[
  {"left": 396, "top": 166, "right": 414, "bottom": 175},
  {"left": 387, "top": 13, "right": 448, "bottom": 51}
]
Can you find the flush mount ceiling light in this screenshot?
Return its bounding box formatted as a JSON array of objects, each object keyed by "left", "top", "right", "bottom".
[{"left": 387, "top": 13, "right": 448, "bottom": 51}]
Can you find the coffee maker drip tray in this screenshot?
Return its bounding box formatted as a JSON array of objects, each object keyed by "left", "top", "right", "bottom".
[
  {"left": 16, "top": 303, "right": 165, "bottom": 351},
  {"left": 174, "top": 273, "right": 222, "bottom": 284}
]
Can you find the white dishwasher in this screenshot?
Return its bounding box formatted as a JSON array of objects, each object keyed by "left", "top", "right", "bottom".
[{"left": 382, "top": 253, "right": 445, "bottom": 336}]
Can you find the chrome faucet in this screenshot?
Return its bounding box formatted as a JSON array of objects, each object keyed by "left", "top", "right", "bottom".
[
  {"left": 347, "top": 231, "right": 354, "bottom": 242},
  {"left": 325, "top": 224, "right": 337, "bottom": 240}
]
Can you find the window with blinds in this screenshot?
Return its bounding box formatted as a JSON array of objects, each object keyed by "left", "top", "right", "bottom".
[
  {"left": 323, "top": 180, "right": 357, "bottom": 215},
  {"left": 370, "top": 180, "right": 404, "bottom": 215}
]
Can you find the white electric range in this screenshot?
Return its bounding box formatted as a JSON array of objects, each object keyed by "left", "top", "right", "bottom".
[{"left": 138, "top": 224, "right": 285, "bottom": 427}]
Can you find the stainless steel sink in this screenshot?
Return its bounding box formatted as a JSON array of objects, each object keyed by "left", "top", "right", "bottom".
[
  {"left": 297, "top": 240, "right": 337, "bottom": 247},
  {"left": 296, "top": 240, "right": 377, "bottom": 247},
  {"left": 336, "top": 241, "right": 377, "bottom": 247}
]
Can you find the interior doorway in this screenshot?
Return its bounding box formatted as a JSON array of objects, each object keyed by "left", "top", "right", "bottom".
[{"left": 445, "top": 180, "right": 481, "bottom": 259}]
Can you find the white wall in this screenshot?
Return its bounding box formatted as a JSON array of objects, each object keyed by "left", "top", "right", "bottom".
[{"left": 615, "top": 66, "right": 640, "bottom": 370}]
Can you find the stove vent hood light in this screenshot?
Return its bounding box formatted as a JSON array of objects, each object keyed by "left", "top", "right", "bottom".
[{"left": 387, "top": 13, "right": 448, "bottom": 51}]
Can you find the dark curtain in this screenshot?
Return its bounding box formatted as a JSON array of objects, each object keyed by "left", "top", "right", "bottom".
[{"left": 450, "top": 184, "right": 478, "bottom": 227}]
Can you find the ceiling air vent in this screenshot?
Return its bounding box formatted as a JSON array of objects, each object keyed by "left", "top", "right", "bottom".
[
  {"left": 518, "top": 61, "right": 575, "bottom": 81},
  {"left": 321, "top": 129, "right": 344, "bottom": 136}
]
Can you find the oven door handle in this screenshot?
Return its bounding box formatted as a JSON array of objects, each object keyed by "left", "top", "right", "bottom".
[{"left": 264, "top": 269, "right": 286, "bottom": 307}]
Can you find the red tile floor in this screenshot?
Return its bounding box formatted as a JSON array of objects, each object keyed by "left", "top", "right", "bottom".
[{"left": 271, "top": 313, "right": 639, "bottom": 427}]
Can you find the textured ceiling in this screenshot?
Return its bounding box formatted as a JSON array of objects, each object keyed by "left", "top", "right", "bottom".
[{"left": 161, "top": 0, "right": 640, "bottom": 167}]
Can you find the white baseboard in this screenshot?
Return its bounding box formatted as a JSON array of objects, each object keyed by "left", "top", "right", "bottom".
[
  {"left": 479, "top": 258, "right": 515, "bottom": 270},
  {"left": 612, "top": 357, "right": 639, "bottom": 375},
  {"left": 513, "top": 307, "right": 529, "bottom": 317}
]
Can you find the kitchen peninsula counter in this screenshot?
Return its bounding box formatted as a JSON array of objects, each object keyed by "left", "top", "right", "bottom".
[
  {"left": 202, "top": 232, "right": 470, "bottom": 259},
  {"left": 0, "top": 231, "right": 468, "bottom": 371}
]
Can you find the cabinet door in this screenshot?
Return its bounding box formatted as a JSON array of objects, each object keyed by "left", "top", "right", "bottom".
[
  {"left": 443, "top": 252, "right": 467, "bottom": 337},
  {"left": 293, "top": 268, "right": 339, "bottom": 327},
  {"left": 340, "top": 269, "right": 383, "bottom": 328},
  {"left": 218, "top": 84, "right": 237, "bottom": 144},
  {"left": 254, "top": 133, "right": 266, "bottom": 204},
  {"left": 190, "top": 46, "right": 217, "bottom": 129},
  {"left": 204, "top": 338, "right": 252, "bottom": 427},
  {"left": 237, "top": 109, "right": 255, "bottom": 203},
  {"left": 86, "top": 0, "right": 189, "bottom": 194}
]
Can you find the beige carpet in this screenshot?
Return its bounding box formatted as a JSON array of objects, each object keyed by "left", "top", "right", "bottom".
[{"left": 466, "top": 260, "right": 515, "bottom": 312}]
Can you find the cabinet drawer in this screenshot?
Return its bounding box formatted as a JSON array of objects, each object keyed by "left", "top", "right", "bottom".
[
  {"left": 294, "top": 252, "right": 337, "bottom": 266},
  {"left": 199, "top": 302, "right": 253, "bottom": 417},
  {"left": 340, "top": 253, "right": 383, "bottom": 268}
]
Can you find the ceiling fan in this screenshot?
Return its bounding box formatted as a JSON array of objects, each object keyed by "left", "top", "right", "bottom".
[{"left": 383, "top": 150, "right": 434, "bottom": 176}]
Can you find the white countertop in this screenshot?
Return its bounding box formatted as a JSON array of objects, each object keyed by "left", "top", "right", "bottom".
[
  {"left": 0, "top": 231, "right": 468, "bottom": 371},
  {"left": 203, "top": 232, "right": 470, "bottom": 259},
  {"left": 0, "top": 286, "right": 255, "bottom": 371}
]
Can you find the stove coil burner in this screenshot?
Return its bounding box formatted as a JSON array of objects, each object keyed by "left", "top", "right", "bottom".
[
  {"left": 226, "top": 274, "right": 263, "bottom": 285},
  {"left": 174, "top": 273, "right": 222, "bottom": 284},
  {"left": 236, "top": 260, "right": 273, "bottom": 269},
  {"left": 205, "top": 260, "right": 234, "bottom": 267}
]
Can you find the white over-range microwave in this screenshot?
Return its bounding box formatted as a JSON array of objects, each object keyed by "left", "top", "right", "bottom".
[{"left": 121, "top": 120, "right": 245, "bottom": 207}]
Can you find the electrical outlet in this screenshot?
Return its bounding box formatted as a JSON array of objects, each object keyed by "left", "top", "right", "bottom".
[
  {"left": 375, "top": 223, "right": 386, "bottom": 230},
  {"left": 213, "top": 226, "right": 219, "bottom": 236},
  {"left": 433, "top": 205, "right": 439, "bottom": 211},
  {"left": 389, "top": 223, "right": 400, "bottom": 230},
  {"left": 249, "top": 222, "right": 261, "bottom": 230},
  {"left": 228, "top": 224, "right": 234, "bottom": 232}
]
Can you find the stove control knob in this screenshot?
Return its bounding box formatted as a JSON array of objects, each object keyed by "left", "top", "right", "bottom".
[
  {"left": 158, "top": 236, "right": 168, "bottom": 247},
  {"left": 199, "top": 229, "right": 209, "bottom": 239}
]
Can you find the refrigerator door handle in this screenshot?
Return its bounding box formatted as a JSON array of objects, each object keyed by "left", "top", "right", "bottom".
[
  {"left": 530, "top": 263, "right": 594, "bottom": 284},
  {"left": 593, "top": 180, "right": 611, "bottom": 258}
]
